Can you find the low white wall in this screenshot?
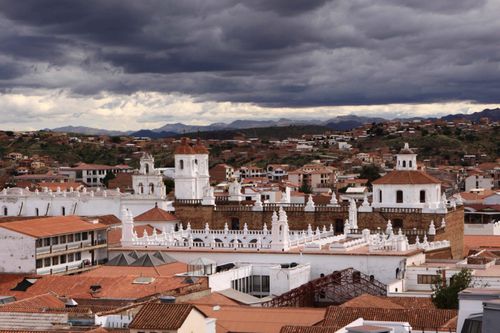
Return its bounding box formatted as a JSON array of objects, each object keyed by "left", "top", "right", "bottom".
[{"left": 464, "top": 222, "right": 500, "bottom": 236}]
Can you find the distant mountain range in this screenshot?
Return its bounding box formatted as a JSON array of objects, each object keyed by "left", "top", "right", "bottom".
[{"left": 49, "top": 108, "right": 499, "bottom": 137}]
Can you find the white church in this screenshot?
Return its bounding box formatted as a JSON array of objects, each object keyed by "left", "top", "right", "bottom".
[
  {"left": 371, "top": 143, "right": 446, "bottom": 213},
  {"left": 0, "top": 153, "right": 172, "bottom": 218}
]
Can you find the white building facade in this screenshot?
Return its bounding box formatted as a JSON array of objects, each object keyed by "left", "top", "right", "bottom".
[{"left": 0, "top": 154, "right": 172, "bottom": 218}]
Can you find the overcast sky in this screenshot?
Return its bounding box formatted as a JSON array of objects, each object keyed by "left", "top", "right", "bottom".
[{"left": 0, "top": 0, "right": 499, "bottom": 130}]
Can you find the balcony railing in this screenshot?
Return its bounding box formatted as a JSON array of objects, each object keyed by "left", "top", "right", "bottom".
[{"left": 36, "top": 239, "right": 106, "bottom": 256}]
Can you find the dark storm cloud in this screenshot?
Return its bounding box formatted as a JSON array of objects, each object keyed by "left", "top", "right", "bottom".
[{"left": 0, "top": 0, "right": 499, "bottom": 106}]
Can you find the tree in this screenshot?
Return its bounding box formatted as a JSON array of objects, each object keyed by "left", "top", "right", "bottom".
[
  {"left": 163, "top": 178, "right": 175, "bottom": 194},
  {"left": 431, "top": 268, "right": 472, "bottom": 309},
  {"left": 102, "top": 171, "right": 116, "bottom": 188},
  {"left": 299, "top": 181, "right": 312, "bottom": 194},
  {"left": 359, "top": 164, "right": 382, "bottom": 185}
]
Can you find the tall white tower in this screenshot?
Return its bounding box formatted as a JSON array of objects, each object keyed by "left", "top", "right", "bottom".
[
  {"left": 395, "top": 143, "right": 417, "bottom": 171},
  {"left": 193, "top": 139, "right": 210, "bottom": 199},
  {"left": 174, "top": 138, "right": 210, "bottom": 200}
]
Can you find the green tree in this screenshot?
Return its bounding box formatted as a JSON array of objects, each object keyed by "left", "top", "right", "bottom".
[
  {"left": 102, "top": 171, "right": 116, "bottom": 188},
  {"left": 431, "top": 268, "right": 472, "bottom": 309},
  {"left": 359, "top": 164, "right": 382, "bottom": 185},
  {"left": 299, "top": 181, "right": 312, "bottom": 194},
  {"left": 163, "top": 178, "right": 175, "bottom": 194}
]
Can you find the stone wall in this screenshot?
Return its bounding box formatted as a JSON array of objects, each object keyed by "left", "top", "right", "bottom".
[{"left": 173, "top": 204, "right": 464, "bottom": 259}]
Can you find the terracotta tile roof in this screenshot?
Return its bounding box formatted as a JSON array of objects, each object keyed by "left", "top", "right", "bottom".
[
  {"left": 185, "top": 292, "right": 240, "bottom": 307},
  {"left": 340, "top": 294, "right": 436, "bottom": 310},
  {"left": 84, "top": 215, "right": 121, "bottom": 226},
  {"left": 128, "top": 303, "right": 200, "bottom": 330},
  {"left": 463, "top": 235, "right": 500, "bottom": 256},
  {"left": 174, "top": 138, "right": 195, "bottom": 154},
  {"left": 280, "top": 326, "right": 340, "bottom": 333},
  {"left": 193, "top": 141, "right": 209, "bottom": 154},
  {"left": 196, "top": 304, "right": 326, "bottom": 333},
  {"left": 459, "top": 190, "right": 496, "bottom": 201},
  {"left": 372, "top": 170, "right": 441, "bottom": 185},
  {"left": 322, "top": 306, "right": 457, "bottom": 331},
  {"left": 82, "top": 262, "right": 187, "bottom": 277},
  {"left": 340, "top": 294, "right": 403, "bottom": 309},
  {"left": 0, "top": 216, "right": 107, "bottom": 238},
  {"left": 0, "top": 274, "right": 206, "bottom": 301},
  {"left": 37, "top": 182, "right": 84, "bottom": 191},
  {"left": 66, "top": 163, "right": 131, "bottom": 171},
  {"left": 134, "top": 207, "right": 177, "bottom": 222},
  {"left": 0, "top": 216, "right": 50, "bottom": 223},
  {"left": 0, "top": 293, "right": 65, "bottom": 313}
]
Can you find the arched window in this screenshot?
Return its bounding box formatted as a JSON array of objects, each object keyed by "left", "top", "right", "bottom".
[
  {"left": 396, "top": 190, "right": 403, "bottom": 203},
  {"left": 3, "top": 207, "right": 7, "bottom": 216},
  {"left": 145, "top": 163, "right": 149, "bottom": 174},
  {"left": 379, "top": 189, "right": 382, "bottom": 203},
  {"left": 149, "top": 183, "right": 154, "bottom": 194},
  {"left": 402, "top": 160, "right": 406, "bottom": 168},
  {"left": 62, "top": 207, "right": 66, "bottom": 216},
  {"left": 139, "top": 183, "right": 144, "bottom": 194},
  {"left": 409, "top": 160, "right": 413, "bottom": 168},
  {"left": 194, "top": 159, "right": 198, "bottom": 165},
  {"left": 179, "top": 160, "right": 184, "bottom": 170},
  {"left": 420, "top": 190, "right": 426, "bottom": 203}
]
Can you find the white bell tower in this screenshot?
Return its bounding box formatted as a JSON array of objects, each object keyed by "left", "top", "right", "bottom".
[
  {"left": 132, "top": 153, "right": 166, "bottom": 197},
  {"left": 174, "top": 138, "right": 210, "bottom": 200},
  {"left": 193, "top": 139, "right": 210, "bottom": 200},
  {"left": 396, "top": 143, "right": 417, "bottom": 171},
  {"left": 271, "top": 207, "right": 290, "bottom": 251}
]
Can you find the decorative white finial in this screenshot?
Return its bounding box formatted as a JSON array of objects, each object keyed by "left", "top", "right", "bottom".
[{"left": 428, "top": 220, "right": 436, "bottom": 236}]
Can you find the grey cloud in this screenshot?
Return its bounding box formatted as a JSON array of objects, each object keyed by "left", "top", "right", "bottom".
[{"left": 0, "top": 0, "right": 499, "bottom": 108}]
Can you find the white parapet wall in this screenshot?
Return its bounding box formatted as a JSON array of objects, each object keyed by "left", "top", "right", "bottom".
[{"left": 464, "top": 222, "right": 500, "bottom": 236}]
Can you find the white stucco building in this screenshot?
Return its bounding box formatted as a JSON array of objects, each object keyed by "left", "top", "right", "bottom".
[
  {"left": 0, "top": 216, "right": 108, "bottom": 275},
  {"left": 0, "top": 154, "right": 172, "bottom": 218}
]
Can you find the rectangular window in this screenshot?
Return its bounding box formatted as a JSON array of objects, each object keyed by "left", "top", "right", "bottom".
[
  {"left": 44, "top": 238, "right": 50, "bottom": 246},
  {"left": 67, "top": 234, "right": 74, "bottom": 243},
  {"left": 52, "top": 256, "right": 59, "bottom": 265},
  {"left": 75, "top": 252, "right": 81, "bottom": 260},
  {"left": 262, "top": 275, "right": 270, "bottom": 293},
  {"left": 36, "top": 259, "right": 43, "bottom": 269},
  {"left": 87, "top": 178, "right": 91, "bottom": 183},
  {"left": 44, "top": 258, "right": 51, "bottom": 267},
  {"left": 417, "top": 274, "right": 439, "bottom": 284},
  {"left": 82, "top": 232, "right": 88, "bottom": 240},
  {"left": 420, "top": 190, "right": 426, "bottom": 203},
  {"left": 51, "top": 236, "right": 59, "bottom": 245},
  {"left": 60, "top": 255, "right": 67, "bottom": 264},
  {"left": 59, "top": 235, "right": 66, "bottom": 244},
  {"left": 36, "top": 239, "right": 43, "bottom": 248},
  {"left": 75, "top": 233, "right": 81, "bottom": 241},
  {"left": 68, "top": 253, "right": 74, "bottom": 262},
  {"left": 396, "top": 190, "right": 403, "bottom": 203}
]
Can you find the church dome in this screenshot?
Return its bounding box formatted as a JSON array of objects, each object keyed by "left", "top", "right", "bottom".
[
  {"left": 174, "top": 137, "right": 195, "bottom": 154},
  {"left": 193, "top": 140, "right": 209, "bottom": 154}
]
